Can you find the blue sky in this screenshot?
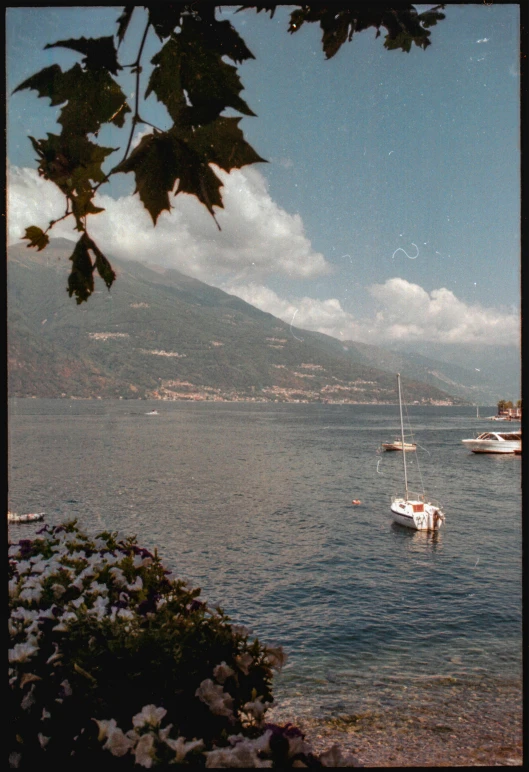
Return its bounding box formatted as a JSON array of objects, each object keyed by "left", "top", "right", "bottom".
[{"left": 6, "top": 4, "right": 521, "bottom": 368}]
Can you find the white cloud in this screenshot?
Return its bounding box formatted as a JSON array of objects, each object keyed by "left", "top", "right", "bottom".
[
  {"left": 7, "top": 166, "right": 518, "bottom": 348},
  {"left": 7, "top": 164, "right": 329, "bottom": 283},
  {"left": 222, "top": 278, "right": 519, "bottom": 347}
]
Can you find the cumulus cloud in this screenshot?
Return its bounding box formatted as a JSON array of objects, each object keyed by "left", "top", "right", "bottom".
[
  {"left": 7, "top": 165, "right": 518, "bottom": 348},
  {"left": 7, "top": 164, "right": 329, "bottom": 283},
  {"left": 222, "top": 278, "right": 519, "bottom": 347}
]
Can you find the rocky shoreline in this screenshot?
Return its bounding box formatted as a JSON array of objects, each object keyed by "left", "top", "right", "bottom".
[{"left": 269, "top": 683, "right": 523, "bottom": 767}]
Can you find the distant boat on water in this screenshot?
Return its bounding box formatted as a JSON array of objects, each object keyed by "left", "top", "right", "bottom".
[
  {"left": 389, "top": 374, "right": 445, "bottom": 532},
  {"left": 462, "top": 431, "right": 521, "bottom": 454},
  {"left": 146, "top": 410, "right": 159, "bottom": 415},
  {"left": 8, "top": 511, "right": 45, "bottom": 523}
]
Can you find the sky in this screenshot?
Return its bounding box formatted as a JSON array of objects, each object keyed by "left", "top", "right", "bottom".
[{"left": 6, "top": 4, "right": 521, "bottom": 371}]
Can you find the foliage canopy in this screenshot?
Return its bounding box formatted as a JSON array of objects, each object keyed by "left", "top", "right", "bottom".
[{"left": 14, "top": 3, "right": 445, "bottom": 304}]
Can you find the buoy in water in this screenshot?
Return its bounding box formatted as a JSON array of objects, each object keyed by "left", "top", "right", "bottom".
[{"left": 352, "top": 500, "right": 362, "bottom": 505}]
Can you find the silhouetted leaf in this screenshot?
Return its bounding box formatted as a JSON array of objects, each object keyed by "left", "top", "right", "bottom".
[
  {"left": 67, "top": 236, "right": 95, "bottom": 304},
  {"left": 57, "top": 66, "right": 130, "bottom": 134},
  {"left": 116, "top": 6, "right": 134, "bottom": 46},
  {"left": 45, "top": 36, "right": 122, "bottom": 74},
  {"left": 13, "top": 65, "right": 67, "bottom": 105},
  {"left": 178, "top": 17, "right": 255, "bottom": 118},
  {"left": 29, "top": 134, "right": 114, "bottom": 227},
  {"left": 287, "top": 4, "right": 444, "bottom": 58},
  {"left": 114, "top": 132, "right": 180, "bottom": 224},
  {"left": 86, "top": 236, "right": 116, "bottom": 290},
  {"left": 145, "top": 36, "right": 187, "bottom": 122},
  {"left": 189, "top": 117, "right": 267, "bottom": 171},
  {"left": 147, "top": 4, "right": 183, "bottom": 40},
  {"left": 23, "top": 226, "right": 50, "bottom": 251}
]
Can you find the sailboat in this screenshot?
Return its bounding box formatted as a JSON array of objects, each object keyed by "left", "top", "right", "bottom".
[{"left": 390, "top": 373, "right": 445, "bottom": 531}]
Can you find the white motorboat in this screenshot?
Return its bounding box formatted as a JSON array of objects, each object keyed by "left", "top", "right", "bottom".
[
  {"left": 462, "top": 431, "right": 521, "bottom": 454},
  {"left": 146, "top": 410, "right": 159, "bottom": 415},
  {"left": 390, "top": 374, "right": 445, "bottom": 532},
  {"left": 8, "top": 511, "right": 45, "bottom": 523},
  {"left": 382, "top": 439, "right": 417, "bottom": 452}
]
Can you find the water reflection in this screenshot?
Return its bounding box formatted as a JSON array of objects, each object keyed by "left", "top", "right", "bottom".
[{"left": 390, "top": 522, "right": 443, "bottom": 553}]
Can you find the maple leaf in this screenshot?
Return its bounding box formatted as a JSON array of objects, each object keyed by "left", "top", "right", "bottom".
[
  {"left": 187, "top": 117, "right": 266, "bottom": 172},
  {"left": 67, "top": 236, "right": 95, "bottom": 304},
  {"left": 66, "top": 234, "right": 115, "bottom": 303},
  {"left": 16, "top": 64, "right": 130, "bottom": 135},
  {"left": 45, "top": 36, "right": 122, "bottom": 74},
  {"left": 116, "top": 6, "right": 135, "bottom": 46},
  {"left": 85, "top": 236, "right": 116, "bottom": 289},
  {"left": 22, "top": 226, "right": 50, "bottom": 252},
  {"left": 114, "top": 132, "right": 180, "bottom": 224},
  {"left": 145, "top": 36, "right": 187, "bottom": 123}
]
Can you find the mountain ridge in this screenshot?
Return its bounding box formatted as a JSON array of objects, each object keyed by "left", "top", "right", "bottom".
[{"left": 7, "top": 239, "right": 505, "bottom": 405}]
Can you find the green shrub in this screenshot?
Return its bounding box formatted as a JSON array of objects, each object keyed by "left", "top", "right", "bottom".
[{"left": 8, "top": 521, "right": 360, "bottom": 768}]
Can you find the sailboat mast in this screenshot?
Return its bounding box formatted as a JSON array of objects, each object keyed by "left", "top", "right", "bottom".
[{"left": 397, "top": 373, "right": 408, "bottom": 498}]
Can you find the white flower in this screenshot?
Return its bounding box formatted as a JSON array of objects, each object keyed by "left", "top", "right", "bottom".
[
  {"left": 264, "top": 645, "right": 287, "bottom": 671},
  {"left": 235, "top": 652, "right": 254, "bottom": 675},
  {"left": 242, "top": 696, "right": 269, "bottom": 724},
  {"left": 163, "top": 736, "right": 204, "bottom": 763},
  {"left": 42, "top": 708, "right": 51, "bottom": 720},
  {"left": 19, "top": 586, "right": 43, "bottom": 604},
  {"left": 46, "top": 643, "right": 62, "bottom": 665},
  {"left": 21, "top": 684, "right": 36, "bottom": 711},
  {"left": 16, "top": 560, "right": 32, "bottom": 575},
  {"left": 109, "top": 567, "right": 127, "bottom": 586},
  {"left": 89, "top": 581, "right": 109, "bottom": 596},
  {"left": 195, "top": 679, "right": 234, "bottom": 718},
  {"left": 88, "top": 596, "right": 109, "bottom": 619},
  {"left": 9, "top": 751, "right": 22, "bottom": 768},
  {"left": 134, "top": 732, "right": 156, "bottom": 768},
  {"left": 31, "top": 560, "right": 49, "bottom": 574},
  {"left": 9, "top": 640, "right": 39, "bottom": 663},
  {"left": 61, "top": 679, "right": 73, "bottom": 697},
  {"left": 117, "top": 608, "right": 135, "bottom": 620},
  {"left": 38, "top": 733, "right": 50, "bottom": 748},
  {"left": 8, "top": 578, "right": 20, "bottom": 598},
  {"left": 213, "top": 662, "right": 235, "bottom": 684},
  {"left": 94, "top": 718, "right": 135, "bottom": 757},
  {"left": 51, "top": 583, "right": 66, "bottom": 600},
  {"left": 132, "top": 704, "right": 167, "bottom": 729},
  {"left": 205, "top": 738, "right": 273, "bottom": 768},
  {"left": 126, "top": 576, "right": 143, "bottom": 592}
]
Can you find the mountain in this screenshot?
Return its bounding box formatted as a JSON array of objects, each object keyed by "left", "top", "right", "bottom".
[{"left": 7, "top": 239, "right": 497, "bottom": 405}]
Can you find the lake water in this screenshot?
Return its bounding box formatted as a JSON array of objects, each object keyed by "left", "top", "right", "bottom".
[{"left": 7, "top": 399, "right": 522, "bottom": 758}]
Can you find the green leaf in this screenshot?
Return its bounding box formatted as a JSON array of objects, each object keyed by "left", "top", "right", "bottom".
[
  {"left": 22, "top": 226, "right": 50, "bottom": 251},
  {"left": 67, "top": 235, "right": 95, "bottom": 304},
  {"left": 45, "top": 36, "right": 122, "bottom": 74},
  {"left": 57, "top": 66, "right": 130, "bottom": 134},
  {"left": 29, "top": 133, "right": 114, "bottom": 227},
  {"left": 114, "top": 132, "right": 180, "bottom": 224}
]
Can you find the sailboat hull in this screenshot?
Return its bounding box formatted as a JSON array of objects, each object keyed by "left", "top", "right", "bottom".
[{"left": 391, "top": 498, "right": 445, "bottom": 531}]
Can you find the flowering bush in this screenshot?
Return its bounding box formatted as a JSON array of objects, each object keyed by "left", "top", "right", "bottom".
[{"left": 9, "top": 521, "right": 361, "bottom": 768}]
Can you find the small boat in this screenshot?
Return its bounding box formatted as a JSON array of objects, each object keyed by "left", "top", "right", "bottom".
[
  {"left": 8, "top": 511, "right": 45, "bottom": 523},
  {"left": 146, "top": 410, "right": 159, "bottom": 415},
  {"left": 462, "top": 431, "right": 521, "bottom": 454},
  {"left": 390, "top": 374, "right": 445, "bottom": 532},
  {"left": 382, "top": 439, "right": 417, "bottom": 452}
]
